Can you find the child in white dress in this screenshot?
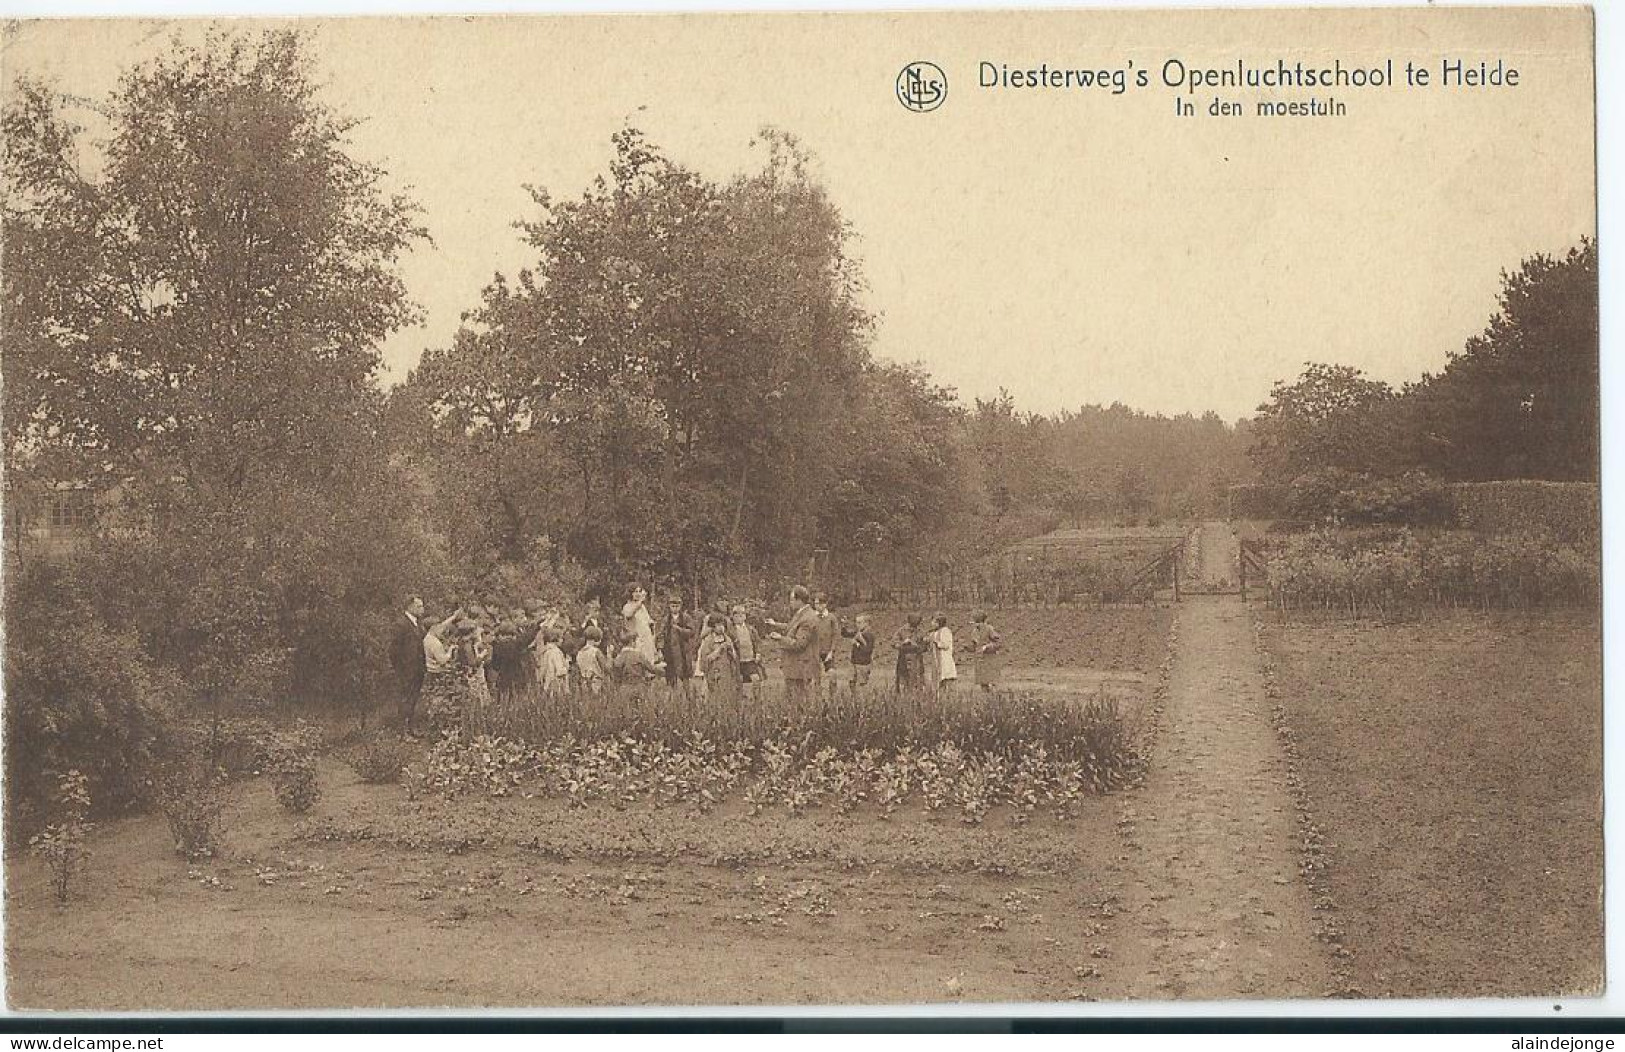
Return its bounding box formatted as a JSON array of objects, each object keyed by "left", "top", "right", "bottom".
[{"left": 932, "top": 612, "right": 957, "bottom": 692}]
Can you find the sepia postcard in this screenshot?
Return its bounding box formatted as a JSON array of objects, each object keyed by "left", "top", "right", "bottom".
[{"left": 0, "top": 7, "right": 1600, "bottom": 1013}]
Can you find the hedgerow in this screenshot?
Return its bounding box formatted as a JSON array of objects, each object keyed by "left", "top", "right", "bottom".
[{"left": 1446, "top": 481, "right": 1599, "bottom": 545}]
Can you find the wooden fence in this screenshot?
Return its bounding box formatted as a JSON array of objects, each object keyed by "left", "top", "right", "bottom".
[{"left": 818, "top": 537, "right": 1190, "bottom": 609}]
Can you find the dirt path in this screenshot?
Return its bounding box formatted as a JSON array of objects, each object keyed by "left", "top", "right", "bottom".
[
  {"left": 1194, "top": 520, "right": 1239, "bottom": 591},
  {"left": 1097, "top": 522, "right": 1334, "bottom": 1001}
]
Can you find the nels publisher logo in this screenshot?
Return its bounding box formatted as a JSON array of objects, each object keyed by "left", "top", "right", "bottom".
[{"left": 896, "top": 61, "right": 946, "bottom": 112}]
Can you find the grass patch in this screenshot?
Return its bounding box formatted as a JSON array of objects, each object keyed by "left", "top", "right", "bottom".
[{"left": 1260, "top": 608, "right": 1601, "bottom": 997}]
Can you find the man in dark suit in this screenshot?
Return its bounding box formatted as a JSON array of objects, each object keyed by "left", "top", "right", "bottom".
[
  {"left": 658, "top": 593, "right": 697, "bottom": 697},
  {"left": 390, "top": 596, "right": 428, "bottom": 733},
  {"left": 773, "top": 585, "right": 822, "bottom": 704}
]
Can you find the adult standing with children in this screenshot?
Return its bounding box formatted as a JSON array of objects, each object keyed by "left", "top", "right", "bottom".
[{"left": 773, "top": 584, "right": 822, "bottom": 703}]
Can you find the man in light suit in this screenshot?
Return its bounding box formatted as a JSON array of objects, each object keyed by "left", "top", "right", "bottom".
[
  {"left": 389, "top": 595, "right": 428, "bottom": 733},
  {"left": 773, "top": 584, "right": 822, "bottom": 704}
]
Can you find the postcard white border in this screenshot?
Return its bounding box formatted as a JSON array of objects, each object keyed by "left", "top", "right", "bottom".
[{"left": 0, "top": 0, "right": 1615, "bottom": 1025}]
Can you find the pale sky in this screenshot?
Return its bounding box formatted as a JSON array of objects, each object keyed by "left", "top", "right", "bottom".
[{"left": 1, "top": 8, "right": 1596, "bottom": 420}]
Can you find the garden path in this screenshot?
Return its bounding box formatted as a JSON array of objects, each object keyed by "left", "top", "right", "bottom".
[{"left": 1097, "top": 521, "right": 1335, "bottom": 1001}]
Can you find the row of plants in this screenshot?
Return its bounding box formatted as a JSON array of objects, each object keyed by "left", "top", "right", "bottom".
[
  {"left": 415, "top": 723, "right": 1134, "bottom": 825},
  {"left": 429, "top": 683, "right": 1145, "bottom": 823},
  {"left": 460, "top": 682, "right": 1132, "bottom": 767},
  {"left": 1260, "top": 528, "right": 1598, "bottom": 617}
]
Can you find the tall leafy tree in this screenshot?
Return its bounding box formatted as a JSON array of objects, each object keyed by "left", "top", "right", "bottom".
[
  {"left": 4, "top": 29, "right": 431, "bottom": 710},
  {"left": 817, "top": 361, "right": 966, "bottom": 555},
  {"left": 5, "top": 29, "right": 423, "bottom": 489},
  {"left": 1405, "top": 239, "right": 1598, "bottom": 481},
  {"left": 1248, "top": 363, "right": 1398, "bottom": 483},
  {"left": 396, "top": 127, "right": 879, "bottom": 590}
]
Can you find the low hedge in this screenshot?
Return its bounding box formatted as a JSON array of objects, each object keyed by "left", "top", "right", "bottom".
[{"left": 1447, "top": 481, "right": 1599, "bottom": 545}]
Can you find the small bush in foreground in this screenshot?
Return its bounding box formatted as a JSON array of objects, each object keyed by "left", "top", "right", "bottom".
[
  {"left": 155, "top": 762, "right": 231, "bottom": 860},
  {"left": 29, "top": 770, "right": 93, "bottom": 904},
  {"left": 243, "top": 721, "right": 324, "bottom": 815},
  {"left": 347, "top": 736, "right": 417, "bottom": 784},
  {"left": 4, "top": 561, "right": 178, "bottom": 837},
  {"left": 270, "top": 750, "right": 321, "bottom": 814}
]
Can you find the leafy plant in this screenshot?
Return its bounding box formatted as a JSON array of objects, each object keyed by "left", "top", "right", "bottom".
[
  {"left": 3, "top": 562, "right": 177, "bottom": 839},
  {"left": 1262, "top": 527, "right": 1598, "bottom": 617},
  {"left": 348, "top": 735, "right": 418, "bottom": 785},
  {"left": 270, "top": 750, "right": 321, "bottom": 815},
  {"left": 29, "top": 770, "right": 93, "bottom": 904},
  {"left": 405, "top": 677, "right": 1142, "bottom": 822},
  {"left": 155, "top": 761, "right": 231, "bottom": 861}
]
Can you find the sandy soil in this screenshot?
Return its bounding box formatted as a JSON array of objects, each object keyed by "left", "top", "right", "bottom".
[{"left": 1091, "top": 543, "right": 1336, "bottom": 1001}]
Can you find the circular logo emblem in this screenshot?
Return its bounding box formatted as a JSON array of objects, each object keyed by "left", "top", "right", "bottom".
[{"left": 896, "top": 61, "right": 947, "bottom": 113}]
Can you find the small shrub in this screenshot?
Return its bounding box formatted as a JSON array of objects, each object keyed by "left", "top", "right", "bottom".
[
  {"left": 205, "top": 718, "right": 321, "bottom": 816},
  {"left": 348, "top": 736, "right": 417, "bottom": 784},
  {"left": 29, "top": 770, "right": 93, "bottom": 904},
  {"left": 270, "top": 751, "right": 321, "bottom": 814},
  {"left": 155, "top": 762, "right": 231, "bottom": 860},
  {"left": 263, "top": 725, "right": 323, "bottom": 815}
]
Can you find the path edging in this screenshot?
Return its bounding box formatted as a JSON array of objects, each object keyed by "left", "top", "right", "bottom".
[{"left": 1252, "top": 605, "right": 1359, "bottom": 998}]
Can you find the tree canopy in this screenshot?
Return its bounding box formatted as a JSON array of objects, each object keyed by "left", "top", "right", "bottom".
[
  {"left": 1248, "top": 240, "right": 1599, "bottom": 499},
  {"left": 4, "top": 29, "right": 433, "bottom": 712}
]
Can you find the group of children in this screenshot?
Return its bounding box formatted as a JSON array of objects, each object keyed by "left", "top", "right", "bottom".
[
  {"left": 418, "top": 596, "right": 649, "bottom": 708},
  {"left": 890, "top": 610, "right": 1005, "bottom": 693},
  {"left": 412, "top": 589, "right": 1006, "bottom": 723}
]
